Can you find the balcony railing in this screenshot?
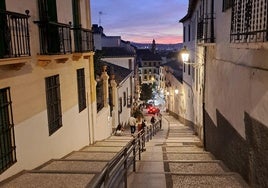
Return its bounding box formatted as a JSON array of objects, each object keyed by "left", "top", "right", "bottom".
[
  {"left": 197, "top": 14, "right": 215, "bottom": 44},
  {"left": 35, "top": 21, "right": 72, "bottom": 55},
  {"left": 72, "top": 26, "right": 94, "bottom": 53},
  {"left": 0, "top": 10, "right": 30, "bottom": 59},
  {"left": 230, "top": 0, "right": 268, "bottom": 43}
]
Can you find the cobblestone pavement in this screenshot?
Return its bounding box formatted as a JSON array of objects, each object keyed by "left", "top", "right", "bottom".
[{"left": 127, "top": 114, "right": 249, "bottom": 188}]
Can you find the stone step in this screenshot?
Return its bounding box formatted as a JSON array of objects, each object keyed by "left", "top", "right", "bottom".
[
  {"left": 166, "top": 153, "right": 214, "bottom": 161},
  {"left": 94, "top": 141, "right": 128, "bottom": 147},
  {"left": 167, "top": 161, "right": 228, "bottom": 174},
  {"left": 35, "top": 160, "right": 106, "bottom": 173},
  {"left": 63, "top": 151, "right": 117, "bottom": 161},
  {"left": 170, "top": 173, "right": 249, "bottom": 188},
  {"left": 1, "top": 172, "right": 95, "bottom": 188},
  {"left": 81, "top": 146, "right": 123, "bottom": 152},
  {"left": 165, "top": 146, "right": 204, "bottom": 153}
]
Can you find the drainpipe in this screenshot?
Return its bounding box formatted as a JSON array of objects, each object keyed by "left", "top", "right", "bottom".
[{"left": 203, "top": 46, "right": 207, "bottom": 150}]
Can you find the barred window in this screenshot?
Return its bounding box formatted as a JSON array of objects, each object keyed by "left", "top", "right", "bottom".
[
  {"left": 222, "top": 0, "right": 233, "bottom": 11},
  {"left": 45, "top": 75, "right": 62, "bottom": 136},
  {"left": 119, "top": 97, "right": 122, "bottom": 113},
  {"left": 0, "top": 87, "right": 16, "bottom": 174},
  {"left": 231, "top": 0, "right": 268, "bottom": 43},
  {"left": 77, "top": 68, "right": 86, "bottom": 112},
  {"left": 123, "top": 92, "right": 126, "bottom": 106}
]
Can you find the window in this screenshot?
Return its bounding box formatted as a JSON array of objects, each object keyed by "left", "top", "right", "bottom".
[
  {"left": 0, "top": 87, "right": 16, "bottom": 174},
  {"left": 222, "top": 0, "right": 232, "bottom": 12},
  {"left": 183, "top": 26, "right": 186, "bottom": 42},
  {"left": 188, "top": 64, "right": 191, "bottom": 75},
  {"left": 128, "top": 59, "right": 132, "bottom": 70},
  {"left": 45, "top": 75, "right": 62, "bottom": 136},
  {"left": 188, "top": 25, "right": 191, "bottom": 41},
  {"left": 231, "top": 0, "right": 268, "bottom": 43},
  {"left": 96, "top": 78, "right": 104, "bottom": 112},
  {"left": 77, "top": 68, "right": 86, "bottom": 112},
  {"left": 123, "top": 92, "right": 126, "bottom": 106},
  {"left": 119, "top": 97, "right": 122, "bottom": 113}
]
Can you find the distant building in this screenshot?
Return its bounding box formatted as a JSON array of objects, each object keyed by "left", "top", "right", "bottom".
[
  {"left": 137, "top": 49, "right": 162, "bottom": 88},
  {"left": 92, "top": 25, "right": 138, "bottom": 125}
]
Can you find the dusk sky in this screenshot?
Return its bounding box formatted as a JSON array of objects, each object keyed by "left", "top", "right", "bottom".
[{"left": 90, "top": 0, "right": 188, "bottom": 44}]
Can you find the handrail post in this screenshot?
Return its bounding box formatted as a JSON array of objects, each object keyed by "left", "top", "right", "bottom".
[
  {"left": 124, "top": 147, "right": 127, "bottom": 188},
  {"left": 152, "top": 123, "right": 155, "bottom": 136},
  {"left": 138, "top": 133, "right": 141, "bottom": 160},
  {"left": 150, "top": 125, "right": 152, "bottom": 140},
  {"left": 146, "top": 127, "right": 150, "bottom": 142},
  {"left": 142, "top": 132, "right": 145, "bottom": 151},
  {"left": 133, "top": 139, "right": 136, "bottom": 172}
]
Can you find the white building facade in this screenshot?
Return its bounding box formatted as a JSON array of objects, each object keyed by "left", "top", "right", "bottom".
[
  {"left": 0, "top": 0, "right": 96, "bottom": 181},
  {"left": 181, "top": 0, "right": 268, "bottom": 187}
]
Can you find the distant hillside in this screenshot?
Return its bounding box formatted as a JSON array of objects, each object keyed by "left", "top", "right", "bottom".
[{"left": 131, "top": 42, "right": 183, "bottom": 51}]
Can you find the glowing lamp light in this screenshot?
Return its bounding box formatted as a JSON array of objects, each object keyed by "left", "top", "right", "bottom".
[
  {"left": 166, "top": 91, "right": 170, "bottom": 96},
  {"left": 180, "top": 46, "right": 190, "bottom": 63},
  {"left": 175, "top": 89, "right": 179, "bottom": 95}
]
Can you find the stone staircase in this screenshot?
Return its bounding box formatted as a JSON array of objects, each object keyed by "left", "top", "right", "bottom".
[
  {"left": 0, "top": 135, "right": 133, "bottom": 188},
  {"left": 0, "top": 115, "right": 249, "bottom": 188},
  {"left": 162, "top": 116, "right": 249, "bottom": 188}
]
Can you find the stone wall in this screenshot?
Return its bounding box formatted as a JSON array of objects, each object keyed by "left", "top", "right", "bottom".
[{"left": 204, "top": 110, "right": 268, "bottom": 187}]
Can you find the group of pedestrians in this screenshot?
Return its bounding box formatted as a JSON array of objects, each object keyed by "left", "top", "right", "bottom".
[{"left": 128, "top": 112, "right": 162, "bottom": 136}]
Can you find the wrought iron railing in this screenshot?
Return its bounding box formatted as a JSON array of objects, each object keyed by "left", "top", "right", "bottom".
[
  {"left": 87, "top": 120, "right": 160, "bottom": 188},
  {"left": 35, "top": 21, "right": 72, "bottom": 55},
  {"left": 72, "top": 26, "right": 93, "bottom": 53},
  {"left": 197, "top": 14, "right": 215, "bottom": 44},
  {"left": 0, "top": 10, "right": 30, "bottom": 59},
  {"left": 230, "top": 0, "right": 268, "bottom": 43}
]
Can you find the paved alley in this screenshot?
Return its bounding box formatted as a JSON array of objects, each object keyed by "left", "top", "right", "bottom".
[
  {"left": 127, "top": 114, "right": 249, "bottom": 188},
  {"left": 0, "top": 114, "right": 249, "bottom": 188}
]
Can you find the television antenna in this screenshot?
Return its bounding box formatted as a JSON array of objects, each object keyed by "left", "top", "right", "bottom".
[{"left": 98, "top": 11, "right": 105, "bottom": 26}]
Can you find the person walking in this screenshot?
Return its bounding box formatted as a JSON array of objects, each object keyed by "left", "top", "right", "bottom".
[
  {"left": 128, "top": 116, "right": 136, "bottom": 136},
  {"left": 150, "top": 116, "right": 155, "bottom": 125}
]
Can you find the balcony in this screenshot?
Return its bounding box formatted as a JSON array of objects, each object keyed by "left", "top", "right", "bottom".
[
  {"left": 72, "top": 26, "right": 93, "bottom": 53},
  {"left": 0, "top": 10, "right": 31, "bottom": 69},
  {"left": 197, "top": 14, "right": 215, "bottom": 45},
  {"left": 35, "top": 21, "right": 72, "bottom": 66},
  {"left": 72, "top": 26, "right": 94, "bottom": 60},
  {"left": 230, "top": 0, "right": 268, "bottom": 44}
]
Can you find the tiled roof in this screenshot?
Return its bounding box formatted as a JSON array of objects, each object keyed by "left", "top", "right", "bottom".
[
  {"left": 102, "top": 47, "right": 135, "bottom": 57},
  {"left": 164, "top": 60, "right": 183, "bottom": 82},
  {"left": 136, "top": 49, "right": 162, "bottom": 61},
  {"left": 95, "top": 60, "right": 132, "bottom": 85}
]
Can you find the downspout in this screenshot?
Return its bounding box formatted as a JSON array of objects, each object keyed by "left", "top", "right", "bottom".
[
  {"left": 211, "top": 0, "right": 215, "bottom": 42},
  {"left": 203, "top": 46, "right": 207, "bottom": 150}
]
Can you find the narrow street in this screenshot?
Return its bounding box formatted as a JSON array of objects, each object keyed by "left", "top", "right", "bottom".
[
  {"left": 127, "top": 114, "right": 249, "bottom": 187},
  {"left": 0, "top": 113, "right": 249, "bottom": 187}
]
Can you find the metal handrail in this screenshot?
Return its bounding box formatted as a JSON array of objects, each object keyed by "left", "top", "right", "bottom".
[{"left": 87, "top": 121, "right": 160, "bottom": 188}]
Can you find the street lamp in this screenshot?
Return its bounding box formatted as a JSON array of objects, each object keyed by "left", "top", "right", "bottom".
[
  {"left": 180, "top": 46, "right": 203, "bottom": 67},
  {"left": 174, "top": 89, "right": 179, "bottom": 95},
  {"left": 180, "top": 46, "right": 190, "bottom": 63}
]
